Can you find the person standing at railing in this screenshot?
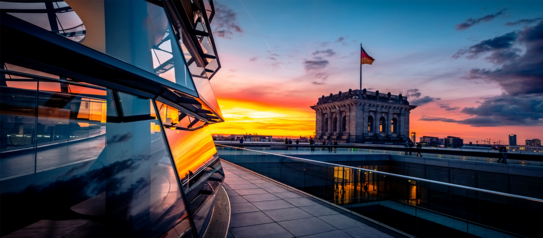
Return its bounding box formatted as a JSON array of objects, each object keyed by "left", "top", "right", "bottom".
[
  {"left": 327, "top": 140, "right": 333, "bottom": 152},
  {"left": 310, "top": 138, "right": 315, "bottom": 151},
  {"left": 285, "top": 138, "right": 289, "bottom": 150},
  {"left": 239, "top": 137, "right": 244, "bottom": 148},
  {"left": 405, "top": 141, "right": 409, "bottom": 155},
  {"left": 333, "top": 141, "right": 338, "bottom": 153},
  {"left": 295, "top": 139, "right": 299, "bottom": 150},
  {"left": 408, "top": 141, "right": 414, "bottom": 155},
  {"left": 499, "top": 146, "right": 508, "bottom": 164},
  {"left": 497, "top": 146, "right": 504, "bottom": 163},
  {"left": 416, "top": 143, "right": 422, "bottom": 157}
]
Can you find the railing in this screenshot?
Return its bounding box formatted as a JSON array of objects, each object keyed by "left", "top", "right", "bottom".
[
  {"left": 215, "top": 141, "right": 543, "bottom": 167},
  {"left": 216, "top": 144, "right": 543, "bottom": 238}
]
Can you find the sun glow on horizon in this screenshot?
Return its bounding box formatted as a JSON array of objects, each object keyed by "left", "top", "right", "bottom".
[{"left": 209, "top": 98, "right": 315, "bottom": 137}]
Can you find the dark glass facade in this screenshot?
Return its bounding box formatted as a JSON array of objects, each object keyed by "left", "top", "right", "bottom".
[{"left": 0, "top": 1, "right": 224, "bottom": 237}]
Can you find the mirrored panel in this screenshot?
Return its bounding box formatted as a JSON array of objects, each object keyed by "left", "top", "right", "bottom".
[
  {"left": 0, "top": 64, "right": 192, "bottom": 238},
  {"left": 0, "top": 0, "right": 197, "bottom": 91}
]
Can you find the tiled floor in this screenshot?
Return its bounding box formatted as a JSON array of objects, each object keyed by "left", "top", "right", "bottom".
[{"left": 222, "top": 160, "right": 395, "bottom": 238}]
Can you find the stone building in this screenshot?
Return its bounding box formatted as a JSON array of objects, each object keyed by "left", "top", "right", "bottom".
[{"left": 310, "top": 89, "right": 416, "bottom": 144}]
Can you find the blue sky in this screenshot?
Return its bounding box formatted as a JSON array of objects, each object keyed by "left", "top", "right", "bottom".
[{"left": 209, "top": 0, "right": 543, "bottom": 144}]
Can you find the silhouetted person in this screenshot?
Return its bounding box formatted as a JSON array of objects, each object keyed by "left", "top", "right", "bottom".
[
  {"left": 416, "top": 143, "right": 422, "bottom": 157},
  {"left": 499, "top": 146, "right": 508, "bottom": 164},
  {"left": 239, "top": 137, "right": 244, "bottom": 148},
  {"left": 310, "top": 138, "right": 315, "bottom": 151},
  {"left": 333, "top": 141, "right": 338, "bottom": 153},
  {"left": 408, "top": 141, "right": 414, "bottom": 155},
  {"left": 327, "top": 140, "right": 333, "bottom": 152},
  {"left": 363, "top": 183, "right": 369, "bottom": 196},
  {"left": 497, "top": 146, "right": 504, "bottom": 163},
  {"left": 295, "top": 139, "right": 299, "bottom": 150},
  {"left": 405, "top": 141, "right": 409, "bottom": 155}
]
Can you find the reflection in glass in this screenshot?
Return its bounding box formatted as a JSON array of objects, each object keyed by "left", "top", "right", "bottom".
[
  {"left": 35, "top": 80, "right": 107, "bottom": 173},
  {"left": 0, "top": 72, "right": 38, "bottom": 179},
  {"left": 156, "top": 101, "right": 207, "bottom": 129},
  {"left": 102, "top": 0, "right": 196, "bottom": 91},
  {"left": 192, "top": 72, "right": 223, "bottom": 119},
  {"left": 0, "top": 1, "right": 86, "bottom": 42},
  {"left": 163, "top": 125, "right": 217, "bottom": 185},
  {"left": 163, "top": 125, "right": 222, "bottom": 234},
  {"left": 0, "top": 64, "right": 192, "bottom": 237}
]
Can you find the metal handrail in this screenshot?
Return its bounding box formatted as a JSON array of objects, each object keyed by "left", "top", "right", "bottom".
[{"left": 216, "top": 144, "right": 543, "bottom": 203}]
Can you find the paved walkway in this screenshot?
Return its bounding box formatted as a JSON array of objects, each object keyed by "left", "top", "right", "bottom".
[{"left": 222, "top": 160, "right": 398, "bottom": 238}]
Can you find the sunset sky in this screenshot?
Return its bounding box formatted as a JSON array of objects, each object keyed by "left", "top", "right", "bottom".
[{"left": 207, "top": 0, "right": 543, "bottom": 144}]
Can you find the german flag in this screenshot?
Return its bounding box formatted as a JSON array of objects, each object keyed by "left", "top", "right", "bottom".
[{"left": 361, "top": 46, "right": 375, "bottom": 65}]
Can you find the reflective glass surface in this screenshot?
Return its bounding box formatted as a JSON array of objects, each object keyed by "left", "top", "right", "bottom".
[
  {"left": 1, "top": 0, "right": 197, "bottom": 91},
  {"left": 103, "top": 0, "right": 196, "bottom": 90},
  {"left": 0, "top": 64, "right": 192, "bottom": 237},
  {"left": 0, "top": 1, "right": 86, "bottom": 42},
  {"left": 163, "top": 125, "right": 223, "bottom": 232},
  {"left": 0, "top": 71, "right": 38, "bottom": 179},
  {"left": 193, "top": 76, "right": 223, "bottom": 119}
]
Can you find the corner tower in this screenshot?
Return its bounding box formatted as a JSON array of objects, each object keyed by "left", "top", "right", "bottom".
[{"left": 310, "top": 89, "right": 416, "bottom": 144}]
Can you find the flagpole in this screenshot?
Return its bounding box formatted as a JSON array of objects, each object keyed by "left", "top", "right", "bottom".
[{"left": 360, "top": 43, "right": 362, "bottom": 91}]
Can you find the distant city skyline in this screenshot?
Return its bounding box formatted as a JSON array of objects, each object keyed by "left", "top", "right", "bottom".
[{"left": 207, "top": 0, "right": 543, "bottom": 144}]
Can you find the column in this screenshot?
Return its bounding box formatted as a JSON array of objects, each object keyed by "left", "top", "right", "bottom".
[
  {"left": 315, "top": 109, "right": 321, "bottom": 135},
  {"left": 375, "top": 105, "right": 382, "bottom": 134},
  {"left": 336, "top": 107, "right": 341, "bottom": 134},
  {"left": 362, "top": 104, "right": 369, "bottom": 134},
  {"left": 387, "top": 106, "right": 393, "bottom": 137},
  {"left": 328, "top": 107, "right": 334, "bottom": 134}
]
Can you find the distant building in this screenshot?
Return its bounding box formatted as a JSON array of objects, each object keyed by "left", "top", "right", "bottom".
[
  {"left": 311, "top": 89, "right": 416, "bottom": 144},
  {"left": 420, "top": 136, "right": 439, "bottom": 146},
  {"left": 239, "top": 134, "right": 273, "bottom": 142},
  {"left": 411, "top": 132, "right": 416, "bottom": 143},
  {"left": 445, "top": 136, "right": 464, "bottom": 148},
  {"left": 526, "top": 139, "right": 542, "bottom": 147},
  {"left": 509, "top": 134, "right": 517, "bottom": 146}
]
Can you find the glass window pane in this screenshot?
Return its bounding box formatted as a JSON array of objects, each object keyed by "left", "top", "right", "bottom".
[
  {"left": 35, "top": 80, "right": 107, "bottom": 172},
  {"left": 156, "top": 101, "right": 194, "bottom": 129},
  {"left": 1, "top": 64, "right": 191, "bottom": 237},
  {"left": 0, "top": 1, "right": 86, "bottom": 43},
  {"left": 103, "top": 1, "right": 196, "bottom": 91},
  {"left": 0, "top": 73, "right": 37, "bottom": 179},
  {"left": 193, "top": 77, "right": 223, "bottom": 119}
]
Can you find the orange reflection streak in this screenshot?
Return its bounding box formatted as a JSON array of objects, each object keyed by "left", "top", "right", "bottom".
[
  {"left": 69, "top": 85, "right": 106, "bottom": 95},
  {"left": 209, "top": 98, "right": 315, "bottom": 137},
  {"left": 164, "top": 125, "right": 217, "bottom": 178},
  {"left": 5, "top": 81, "right": 37, "bottom": 90},
  {"left": 38, "top": 82, "right": 61, "bottom": 92}
]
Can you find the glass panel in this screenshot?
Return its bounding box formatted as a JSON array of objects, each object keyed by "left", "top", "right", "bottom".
[
  {"left": 164, "top": 125, "right": 217, "bottom": 181},
  {"left": 1, "top": 1, "right": 198, "bottom": 91},
  {"left": 103, "top": 0, "right": 196, "bottom": 91},
  {"left": 156, "top": 101, "right": 193, "bottom": 129},
  {"left": 192, "top": 77, "right": 223, "bottom": 119},
  {"left": 0, "top": 73, "right": 38, "bottom": 179},
  {"left": 163, "top": 125, "right": 223, "bottom": 234},
  {"left": 0, "top": 1, "right": 86, "bottom": 43},
  {"left": 1, "top": 64, "right": 191, "bottom": 237},
  {"left": 35, "top": 80, "right": 107, "bottom": 172}
]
